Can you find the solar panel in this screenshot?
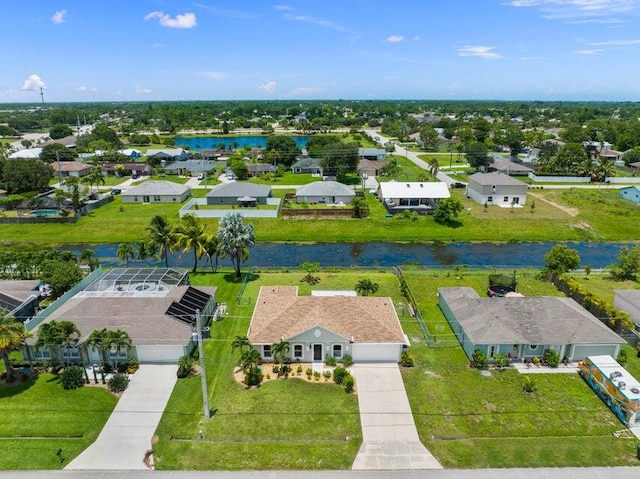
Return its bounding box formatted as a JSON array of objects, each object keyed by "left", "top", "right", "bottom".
[{"left": 165, "top": 287, "right": 213, "bottom": 326}]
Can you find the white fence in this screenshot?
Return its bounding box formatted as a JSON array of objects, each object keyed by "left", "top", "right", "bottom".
[
  {"left": 527, "top": 173, "right": 590, "bottom": 183},
  {"left": 179, "top": 197, "right": 281, "bottom": 218}
]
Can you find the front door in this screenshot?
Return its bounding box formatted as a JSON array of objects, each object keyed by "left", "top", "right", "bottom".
[
  {"left": 313, "top": 344, "right": 323, "bottom": 361},
  {"left": 143, "top": 195, "right": 150, "bottom": 203}
]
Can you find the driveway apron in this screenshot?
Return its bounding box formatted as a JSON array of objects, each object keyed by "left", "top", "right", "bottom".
[
  {"left": 351, "top": 363, "right": 442, "bottom": 470},
  {"left": 65, "top": 364, "right": 178, "bottom": 470}
]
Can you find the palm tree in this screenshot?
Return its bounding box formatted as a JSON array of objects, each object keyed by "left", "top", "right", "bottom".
[
  {"left": 174, "top": 214, "right": 208, "bottom": 273},
  {"left": 116, "top": 243, "right": 135, "bottom": 265},
  {"left": 0, "top": 311, "right": 31, "bottom": 382},
  {"left": 593, "top": 157, "right": 616, "bottom": 183},
  {"left": 231, "top": 335, "right": 250, "bottom": 354},
  {"left": 203, "top": 234, "right": 221, "bottom": 272},
  {"left": 271, "top": 340, "right": 290, "bottom": 377},
  {"left": 146, "top": 215, "right": 175, "bottom": 268},
  {"left": 36, "top": 320, "right": 80, "bottom": 366},
  {"left": 355, "top": 278, "right": 379, "bottom": 296},
  {"left": 216, "top": 213, "right": 255, "bottom": 278},
  {"left": 78, "top": 249, "right": 100, "bottom": 272},
  {"left": 239, "top": 347, "right": 261, "bottom": 374},
  {"left": 107, "top": 329, "right": 132, "bottom": 369},
  {"left": 86, "top": 328, "right": 109, "bottom": 365},
  {"left": 428, "top": 158, "right": 440, "bottom": 176}
]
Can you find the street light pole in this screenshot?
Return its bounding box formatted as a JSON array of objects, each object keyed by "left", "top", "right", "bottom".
[{"left": 196, "top": 309, "right": 210, "bottom": 419}]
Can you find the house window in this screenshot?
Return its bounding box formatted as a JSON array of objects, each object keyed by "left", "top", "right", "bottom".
[
  {"left": 153, "top": 195, "right": 161, "bottom": 202},
  {"left": 332, "top": 344, "right": 343, "bottom": 359},
  {"left": 109, "top": 349, "right": 128, "bottom": 360},
  {"left": 489, "top": 345, "right": 496, "bottom": 358},
  {"left": 513, "top": 197, "right": 520, "bottom": 204},
  {"left": 34, "top": 347, "right": 51, "bottom": 360},
  {"left": 293, "top": 344, "right": 303, "bottom": 359},
  {"left": 503, "top": 196, "right": 509, "bottom": 203},
  {"left": 530, "top": 344, "right": 538, "bottom": 350},
  {"left": 487, "top": 196, "right": 493, "bottom": 203},
  {"left": 62, "top": 348, "right": 80, "bottom": 361},
  {"left": 263, "top": 345, "right": 272, "bottom": 358},
  {"left": 134, "top": 196, "right": 138, "bottom": 202}
]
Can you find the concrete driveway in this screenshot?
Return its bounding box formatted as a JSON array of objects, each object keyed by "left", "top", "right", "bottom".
[
  {"left": 65, "top": 364, "right": 178, "bottom": 470},
  {"left": 351, "top": 363, "right": 442, "bottom": 470}
]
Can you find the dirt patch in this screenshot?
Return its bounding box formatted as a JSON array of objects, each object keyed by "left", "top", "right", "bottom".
[
  {"left": 233, "top": 364, "right": 335, "bottom": 387},
  {"left": 572, "top": 221, "right": 593, "bottom": 231},
  {"left": 528, "top": 192, "right": 579, "bottom": 217},
  {"left": 423, "top": 369, "right": 445, "bottom": 380}
]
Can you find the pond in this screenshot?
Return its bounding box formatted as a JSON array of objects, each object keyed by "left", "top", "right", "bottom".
[
  {"left": 62, "top": 241, "right": 630, "bottom": 270},
  {"left": 174, "top": 136, "right": 309, "bottom": 151}
]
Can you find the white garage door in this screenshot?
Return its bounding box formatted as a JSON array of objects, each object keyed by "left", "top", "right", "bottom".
[
  {"left": 572, "top": 345, "right": 619, "bottom": 361},
  {"left": 136, "top": 345, "right": 185, "bottom": 363},
  {"left": 352, "top": 344, "right": 401, "bottom": 362}
]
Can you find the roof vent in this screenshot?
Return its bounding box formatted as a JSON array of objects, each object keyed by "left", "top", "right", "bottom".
[
  {"left": 420, "top": 184, "right": 424, "bottom": 188},
  {"left": 406, "top": 184, "right": 410, "bottom": 187},
  {"left": 618, "top": 381, "right": 626, "bottom": 390},
  {"left": 631, "top": 387, "right": 640, "bottom": 394}
]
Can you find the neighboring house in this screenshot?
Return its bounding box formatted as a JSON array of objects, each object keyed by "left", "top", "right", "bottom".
[
  {"left": 599, "top": 149, "right": 623, "bottom": 161},
  {"left": 206, "top": 182, "right": 272, "bottom": 206},
  {"left": 466, "top": 171, "right": 528, "bottom": 207},
  {"left": 614, "top": 290, "right": 640, "bottom": 329},
  {"left": 9, "top": 148, "right": 43, "bottom": 159},
  {"left": 358, "top": 148, "right": 386, "bottom": 161},
  {"left": 378, "top": 181, "right": 450, "bottom": 213},
  {"left": 101, "top": 163, "right": 151, "bottom": 177},
  {"left": 54, "top": 161, "right": 92, "bottom": 178},
  {"left": 0, "top": 280, "right": 42, "bottom": 322},
  {"left": 46, "top": 135, "right": 77, "bottom": 148},
  {"left": 295, "top": 181, "right": 355, "bottom": 204},
  {"left": 489, "top": 160, "right": 534, "bottom": 176},
  {"left": 291, "top": 157, "right": 323, "bottom": 174},
  {"left": 201, "top": 148, "right": 233, "bottom": 161},
  {"left": 121, "top": 180, "right": 191, "bottom": 204},
  {"left": 619, "top": 186, "right": 640, "bottom": 205},
  {"left": 438, "top": 287, "right": 624, "bottom": 362},
  {"left": 358, "top": 159, "right": 387, "bottom": 177},
  {"left": 248, "top": 286, "right": 406, "bottom": 363},
  {"left": 246, "top": 163, "right": 277, "bottom": 177},
  {"left": 164, "top": 159, "right": 217, "bottom": 176},
  {"left": 145, "top": 148, "right": 189, "bottom": 161},
  {"left": 119, "top": 148, "right": 143, "bottom": 159},
  {"left": 24, "top": 268, "right": 216, "bottom": 363}
]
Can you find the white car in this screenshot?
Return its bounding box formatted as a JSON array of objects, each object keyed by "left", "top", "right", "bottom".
[{"left": 197, "top": 173, "right": 205, "bottom": 180}]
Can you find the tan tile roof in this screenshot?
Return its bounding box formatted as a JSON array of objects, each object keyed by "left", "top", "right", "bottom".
[{"left": 248, "top": 286, "right": 405, "bottom": 344}]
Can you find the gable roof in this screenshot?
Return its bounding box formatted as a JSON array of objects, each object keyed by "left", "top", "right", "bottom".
[
  {"left": 122, "top": 180, "right": 190, "bottom": 196},
  {"left": 145, "top": 148, "right": 186, "bottom": 157},
  {"left": 359, "top": 159, "right": 387, "bottom": 170},
  {"left": 206, "top": 182, "right": 271, "bottom": 198},
  {"left": 379, "top": 181, "right": 450, "bottom": 199},
  {"left": 292, "top": 157, "right": 323, "bottom": 168},
  {"left": 468, "top": 171, "right": 527, "bottom": 186},
  {"left": 247, "top": 163, "right": 277, "bottom": 173},
  {"left": 248, "top": 286, "right": 405, "bottom": 345},
  {"left": 439, "top": 287, "right": 624, "bottom": 346},
  {"left": 358, "top": 147, "right": 386, "bottom": 157},
  {"left": 490, "top": 160, "right": 533, "bottom": 173},
  {"left": 296, "top": 181, "right": 355, "bottom": 197},
  {"left": 54, "top": 161, "right": 91, "bottom": 172}
]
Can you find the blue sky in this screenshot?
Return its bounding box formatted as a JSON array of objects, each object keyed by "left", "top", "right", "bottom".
[{"left": 3, "top": 0, "right": 640, "bottom": 102}]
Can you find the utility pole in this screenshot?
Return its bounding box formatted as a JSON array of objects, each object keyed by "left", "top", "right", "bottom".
[
  {"left": 196, "top": 309, "right": 210, "bottom": 419},
  {"left": 56, "top": 151, "right": 63, "bottom": 186}
]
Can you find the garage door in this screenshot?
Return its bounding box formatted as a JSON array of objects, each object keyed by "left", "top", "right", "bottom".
[
  {"left": 571, "top": 345, "right": 619, "bottom": 361},
  {"left": 352, "top": 344, "right": 401, "bottom": 362},
  {"left": 136, "top": 345, "right": 185, "bottom": 363}
]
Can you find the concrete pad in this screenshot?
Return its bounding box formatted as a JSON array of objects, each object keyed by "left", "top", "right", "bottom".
[
  {"left": 351, "top": 363, "right": 442, "bottom": 470},
  {"left": 65, "top": 364, "right": 178, "bottom": 470}
]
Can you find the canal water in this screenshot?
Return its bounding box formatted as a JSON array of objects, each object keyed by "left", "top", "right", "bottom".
[{"left": 174, "top": 135, "right": 309, "bottom": 150}]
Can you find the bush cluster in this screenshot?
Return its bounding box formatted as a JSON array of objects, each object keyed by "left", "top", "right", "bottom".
[{"left": 61, "top": 365, "right": 85, "bottom": 390}]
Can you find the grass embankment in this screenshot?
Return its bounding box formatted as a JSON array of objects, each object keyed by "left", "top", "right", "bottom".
[
  {"left": 0, "top": 374, "right": 117, "bottom": 469},
  {"left": 400, "top": 268, "right": 639, "bottom": 468}
]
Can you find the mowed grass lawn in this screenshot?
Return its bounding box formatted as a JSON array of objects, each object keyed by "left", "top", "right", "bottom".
[
  {"left": 400, "top": 268, "right": 640, "bottom": 468},
  {"left": 154, "top": 270, "right": 404, "bottom": 470},
  {"left": 0, "top": 374, "right": 117, "bottom": 469}
]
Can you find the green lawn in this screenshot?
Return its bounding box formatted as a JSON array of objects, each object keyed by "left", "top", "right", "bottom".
[
  {"left": 399, "top": 268, "right": 639, "bottom": 468},
  {"left": 130, "top": 175, "right": 188, "bottom": 186},
  {"left": 377, "top": 155, "right": 433, "bottom": 183},
  {"left": 0, "top": 373, "right": 118, "bottom": 469},
  {"left": 248, "top": 173, "right": 318, "bottom": 185}
]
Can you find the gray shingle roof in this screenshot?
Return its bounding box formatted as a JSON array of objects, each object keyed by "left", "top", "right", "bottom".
[
  {"left": 123, "top": 181, "right": 190, "bottom": 196},
  {"left": 439, "top": 287, "right": 624, "bottom": 346},
  {"left": 468, "top": 171, "right": 527, "bottom": 186},
  {"left": 206, "top": 182, "right": 271, "bottom": 198},
  {"left": 296, "top": 181, "right": 355, "bottom": 197}
]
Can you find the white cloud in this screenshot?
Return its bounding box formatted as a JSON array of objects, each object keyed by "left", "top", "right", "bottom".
[
  {"left": 144, "top": 11, "right": 197, "bottom": 29},
  {"left": 21, "top": 74, "right": 46, "bottom": 91},
  {"left": 504, "top": 0, "right": 637, "bottom": 22},
  {"left": 576, "top": 48, "right": 602, "bottom": 55},
  {"left": 521, "top": 56, "right": 543, "bottom": 60},
  {"left": 77, "top": 86, "right": 87, "bottom": 91},
  {"left": 259, "top": 81, "right": 277, "bottom": 93},
  {"left": 283, "top": 13, "right": 349, "bottom": 33},
  {"left": 413, "top": 36, "right": 421, "bottom": 41},
  {"left": 198, "top": 71, "right": 228, "bottom": 81},
  {"left": 273, "top": 5, "right": 293, "bottom": 11},
  {"left": 51, "top": 10, "right": 67, "bottom": 24},
  {"left": 386, "top": 35, "right": 404, "bottom": 43},
  {"left": 135, "top": 87, "right": 152, "bottom": 94},
  {"left": 457, "top": 45, "right": 502, "bottom": 59},
  {"left": 589, "top": 39, "right": 640, "bottom": 45}
]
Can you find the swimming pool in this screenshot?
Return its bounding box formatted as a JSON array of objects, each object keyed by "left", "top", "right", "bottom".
[{"left": 30, "top": 209, "right": 60, "bottom": 216}]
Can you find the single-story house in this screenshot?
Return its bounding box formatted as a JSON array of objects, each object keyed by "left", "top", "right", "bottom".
[
  {"left": 378, "top": 181, "right": 450, "bottom": 213},
  {"left": 359, "top": 148, "right": 386, "bottom": 161},
  {"left": 466, "top": 171, "right": 528, "bottom": 207},
  {"left": 54, "top": 161, "right": 92, "bottom": 178},
  {"left": 247, "top": 163, "right": 277, "bottom": 177},
  {"left": 599, "top": 149, "right": 623, "bottom": 160},
  {"left": 438, "top": 287, "right": 624, "bottom": 362},
  {"left": 121, "top": 181, "right": 191, "bottom": 204},
  {"left": 164, "top": 159, "right": 217, "bottom": 176},
  {"left": 24, "top": 268, "right": 216, "bottom": 363},
  {"left": 619, "top": 186, "right": 640, "bottom": 205},
  {"left": 46, "top": 135, "right": 77, "bottom": 148},
  {"left": 206, "top": 182, "right": 272, "bottom": 206},
  {"left": 358, "top": 159, "right": 387, "bottom": 177},
  {"left": 0, "top": 280, "right": 42, "bottom": 322},
  {"left": 145, "top": 148, "right": 189, "bottom": 161},
  {"left": 9, "top": 148, "right": 43, "bottom": 159},
  {"left": 101, "top": 163, "right": 151, "bottom": 177},
  {"left": 295, "top": 181, "right": 355, "bottom": 204},
  {"left": 201, "top": 148, "right": 234, "bottom": 161},
  {"left": 614, "top": 290, "right": 640, "bottom": 329},
  {"left": 119, "top": 149, "right": 143, "bottom": 159},
  {"left": 248, "top": 286, "right": 406, "bottom": 363},
  {"left": 291, "top": 157, "right": 323, "bottom": 174},
  {"left": 489, "top": 160, "right": 534, "bottom": 176}
]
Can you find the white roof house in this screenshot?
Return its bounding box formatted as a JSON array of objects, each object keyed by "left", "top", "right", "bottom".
[
  {"left": 378, "top": 181, "right": 450, "bottom": 214},
  {"left": 295, "top": 181, "right": 355, "bottom": 204},
  {"left": 121, "top": 180, "right": 191, "bottom": 204},
  {"left": 9, "top": 148, "right": 43, "bottom": 159}
]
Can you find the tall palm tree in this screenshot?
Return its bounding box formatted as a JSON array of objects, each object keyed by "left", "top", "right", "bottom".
[
  {"left": 216, "top": 213, "right": 255, "bottom": 278},
  {"left": 239, "top": 347, "right": 261, "bottom": 374},
  {"left": 271, "top": 340, "right": 290, "bottom": 376},
  {"left": 203, "top": 234, "right": 221, "bottom": 272},
  {"left": 231, "top": 335, "right": 250, "bottom": 354},
  {"left": 174, "top": 214, "right": 208, "bottom": 273},
  {"left": 36, "top": 320, "right": 80, "bottom": 366},
  {"left": 146, "top": 215, "right": 175, "bottom": 268},
  {"left": 355, "top": 278, "right": 379, "bottom": 296},
  {"left": 594, "top": 157, "right": 616, "bottom": 183},
  {"left": 78, "top": 249, "right": 100, "bottom": 272},
  {"left": 86, "top": 328, "right": 109, "bottom": 365},
  {"left": 107, "top": 329, "right": 132, "bottom": 369},
  {"left": 116, "top": 243, "right": 135, "bottom": 265},
  {"left": 0, "top": 311, "right": 30, "bottom": 382}
]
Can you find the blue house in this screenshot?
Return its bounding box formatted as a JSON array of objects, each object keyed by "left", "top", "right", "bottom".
[{"left": 619, "top": 186, "right": 640, "bottom": 204}]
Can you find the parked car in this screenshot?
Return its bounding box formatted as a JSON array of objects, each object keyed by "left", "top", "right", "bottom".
[
  {"left": 197, "top": 173, "right": 205, "bottom": 180},
  {"left": 131, "top": 172, "right": 139, "bottom": 179},
  {"left": 110, "top": 188, "right": 121, "bottom": 195},
  {"left": 451, "top": 182, "right": 466, "bottom": 189}
]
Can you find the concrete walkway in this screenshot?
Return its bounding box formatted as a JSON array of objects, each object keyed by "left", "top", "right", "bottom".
[
  {"left": 351, "top": 363, "right": 442, "bottom": 470},
  {"left": 65, "top": 364, "right": 178, "bottom": 470}
]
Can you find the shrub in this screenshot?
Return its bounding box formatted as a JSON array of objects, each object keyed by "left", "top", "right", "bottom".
[
  {"left": 343, "top": 374, "right": 355, "bottom": 393},
  {"left": 108, "top": 373, "right": 130, "bottom": 393},
  {"left": 471, "top": 349, "right": 488, "bottom": 370},
  {"left": 522, "top": 375, "right": 537, "bottom": 393},
  {"left": 493, "top": 352, "right": 509, "bottom": 370},
  {"left": 341, "top": 355, "right": 354, "bottom": 367},
  {"left": 323, "top": 370, "right": 332, "bottom": 381},
  {"left": 333, "top": 366, "right": 348, "bottom": 384},
  {"left": 177, "top": 355, "right": 195, "bottom": 378},
  {"left": 272, "top": 365, "right": 280, "bottom": 375},
  {"left": 296, "top": 364, "right": 303, "bottom": 375},
  {"left": 400, "top": 351, "right": 414, "bottom": 367},
  {"left": 61, "top": 365, "right": 85, "bottom": 390},
  {"left": 313, "top": 371, "right": 321, "bottom": 381},
  {"left": 126, "top": 359, "right": 140, "bottom": 375},
  {"left": 618, "top": 349, "right": 628, "bottom": 366},
  {"left": 244, "top": 367, "right": 263, "bottom": 386},
  {"left": 306, "top": 368, "right": 313, "bottom": 379},
  {"left": 325, "top": 355, "right": 337, "bottom": 367},
  {"left": 543, "top": 349, "right": 560, "bottom": 368},
  {"left": 532, "top": 356, "right": 541, "bottom": 367}
]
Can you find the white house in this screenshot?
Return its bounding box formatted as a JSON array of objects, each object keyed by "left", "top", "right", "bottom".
[
  {"left": 295, "top": 181, "right": 355, "bottom": 204},
  {"left": 378, "top": 181, "right": 450, "bottom": 214},
  {"left": 121, "top": 180, "right": 191, "bottom": 204},
  {"left": 248, "top": 286, "right": 406, "bottom": 363},
  {"left": 145, "top": 148, "right": 189, "bottom": 161},
  {"left": 466, "top": 171, "right": 528, "bottom": 207}
]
